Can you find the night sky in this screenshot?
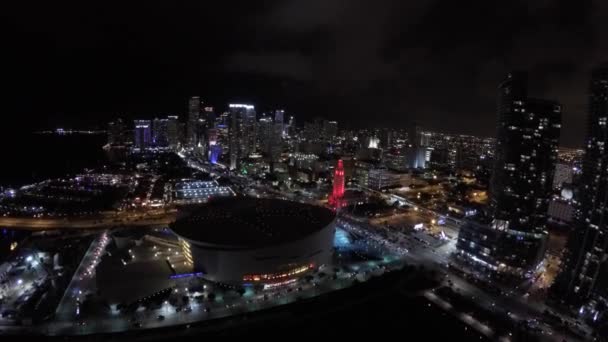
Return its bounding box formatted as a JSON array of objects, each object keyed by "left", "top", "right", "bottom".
[{"left": 4, "top": 1, "right": 608, "bottom": 147}]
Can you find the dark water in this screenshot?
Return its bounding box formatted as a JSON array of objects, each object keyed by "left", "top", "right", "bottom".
[{"left": 0, "top": 133, "right": 107, "bottom": 187}]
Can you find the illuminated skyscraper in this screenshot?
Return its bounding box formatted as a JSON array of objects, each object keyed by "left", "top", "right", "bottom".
[
  {"left": 228, "top": 103, "right": 256, "bottom": 170},
  {"left": 457, "top": 72, "right": 561, "bottom": 276},
  {"left": 133, "top": 120, "right": 152, "bottom": 150},
  {"left": 553, "top": 64, "right": 608, "bottom": 305},
  {"left": 187, "top": 96, "right": 201, "bottom": 146}
]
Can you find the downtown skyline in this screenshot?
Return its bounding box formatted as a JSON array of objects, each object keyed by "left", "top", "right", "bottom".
[{"left": 4, "top": 1, "right": 608, "bottom": 147}]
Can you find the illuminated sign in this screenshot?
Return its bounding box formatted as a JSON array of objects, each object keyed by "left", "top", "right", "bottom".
[
  {"left": 229, "top": 104, "right": 254, "bottom": 109},
  {"left": 169, "top": 272, "right": 203, "bottom": 279}
]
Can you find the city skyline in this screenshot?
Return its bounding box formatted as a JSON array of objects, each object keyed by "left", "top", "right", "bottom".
[{"left": 5, "top": 2, "right": 608, "bottom": 147}]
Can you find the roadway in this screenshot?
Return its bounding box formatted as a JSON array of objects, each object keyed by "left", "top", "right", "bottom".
[
  {"left": 346, "top": 212, "right": 586, "bottom": 341},
  {"left": 0, "top": 210, "right": 177, "bottom": 230},
  {"left": 55, "top": 231, "right": 109, "bottom": 321}
]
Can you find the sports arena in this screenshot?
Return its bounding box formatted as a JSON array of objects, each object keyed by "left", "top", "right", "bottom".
[{"left": 170, "top": 198, "right": 336, "bottom": 284}]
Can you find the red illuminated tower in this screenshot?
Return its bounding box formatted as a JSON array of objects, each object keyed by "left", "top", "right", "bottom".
[{"left": 331, "top": 159, "right": 345, "bottom": 205}]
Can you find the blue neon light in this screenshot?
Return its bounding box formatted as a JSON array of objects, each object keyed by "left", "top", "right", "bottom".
[
  {"left": 333, "top": 228, "right": 351, "bottom": 249},
  {"left": 169, "top": 272, "right": 204, "bottom": 279}
]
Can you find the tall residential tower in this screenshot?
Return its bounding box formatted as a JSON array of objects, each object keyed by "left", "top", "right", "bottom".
[
  {"left": 228, "top": 103, "right": 256, "bottom": 170},
  {"left": 553, "top": 64, "right": 608, "bottom": 305},
  {"left": 187, "top": 96, "right": 201, "bottom": 147},
  {"left": 456, "top": 72, "right": 561, "bottom": 276}
]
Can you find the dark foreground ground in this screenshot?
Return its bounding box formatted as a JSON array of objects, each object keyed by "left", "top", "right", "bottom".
[{"left": 5, "top": 268, "right": 490, "bottom": 341}]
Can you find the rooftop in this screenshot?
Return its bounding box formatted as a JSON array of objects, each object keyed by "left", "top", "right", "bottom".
[{"left": 170, "top": 198, "right": 335, "bottom": 248}]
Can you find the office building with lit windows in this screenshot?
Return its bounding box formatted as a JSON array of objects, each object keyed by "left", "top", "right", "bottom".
[{"left": 170, "top": 198, "right": 335, "bottom": 284}]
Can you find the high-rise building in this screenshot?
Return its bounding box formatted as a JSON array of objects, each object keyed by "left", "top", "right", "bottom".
[
  {"left": 204, "top": 106, "right": 215, "bottom": 128},
  {"left": 286, "top": 116, "right": 296, "bottom": 136},
  {"left": 406, "top": 123, "right": 428, "bottom": 168},
  {"left": 420, "top": 132, "right": 431, "bottom": 147},
  {"left": 274, "top": 109, "right": 284, "bottom": 125},
  {"left": 269, "top": 122, "right": 283, "bottom": 164},
  {"left": 274, "top": 109, "right": 285, "bottom": 136},
  {"left": 133, "top": 120, "right": 152, "bottom": 150},
  {"left": 218, "top": 111, "right": 230, "bottom": 127},
  {"left": 229, "top": 109, "right": 239, "bottom": 170},
  {"left": 152, "top": 118, "right": 169, "bottom": 147},
  {"left": 404, "top": 146, "right": 427, "bottom": 169},
  {"left": 385, "top": 150, "right": 408, "bottom": 171},
  {"left": 456, "top": 72, "right": 561, "bottom": 276},
  {"left": 167, "top": 116, "right": 180, "bottom": 149},
  {"left": 187, "top": 96, "right": 201, "bottom": 146},
  {"left": 257, "top": 115, "right": 282, "bottom": 165},
  {"left": 107, "top": 118, "right": 127, "bottom": 146},
  {"left": 207, "top": 128, "right": 218, "bottom": 147},
  {"left": 322, "top": 120, "right": 338, "bottom": 141},
  {"left": 258, "top": 116, "right": 274, "bottom": 151},
  {"left": 380, "top": 129, "right": 393, "bottom": 149},
  {"left": 553, "top": 65, "right": 608, "bottom": 305},
  {"left": 228, "top": 104, "right": 256, "bottom": 170},
  {"left": 178, "top": 122, "right": 187, "bottom": 146},
  {"left": 409, "top": 123, "right": 423, "bottom": 146}
]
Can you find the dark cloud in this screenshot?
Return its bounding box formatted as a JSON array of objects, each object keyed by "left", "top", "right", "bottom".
[
  {"left": 222, "top": 0, "right": 608, "bottom": 146},
  {"left": 3, "top": 0, "right": 608, "bottom": 146}
]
